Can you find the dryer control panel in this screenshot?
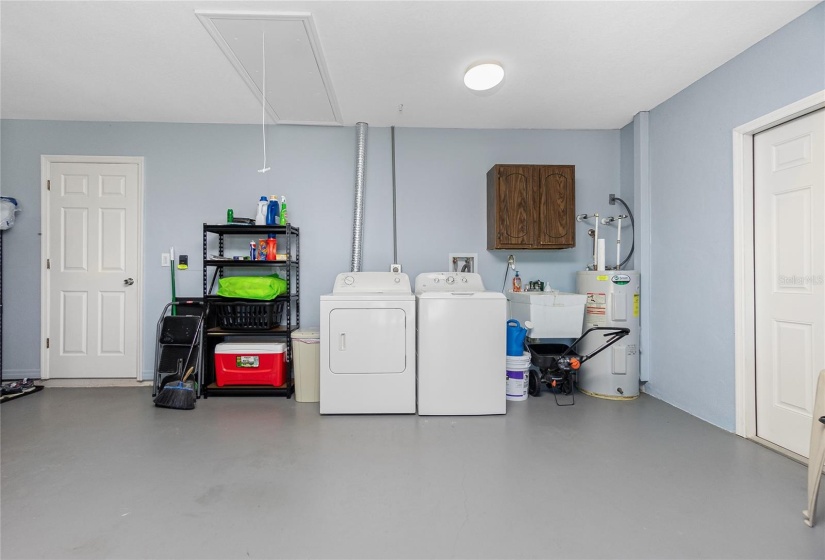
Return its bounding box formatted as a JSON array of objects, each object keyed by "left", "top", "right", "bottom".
[
  {"left": 332, "top": 271, "right": 411, "bottom": 294},
  {"left": 415, "top": 272, "right": 486, "bottom": 294}
]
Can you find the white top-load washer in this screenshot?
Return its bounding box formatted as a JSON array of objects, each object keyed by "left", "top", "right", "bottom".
[
  {"left": 415, "top": 272, "right": 507, "bottom": 415},
  {"left": 320, "top": 272, "right": 416, "bottom": 414}
]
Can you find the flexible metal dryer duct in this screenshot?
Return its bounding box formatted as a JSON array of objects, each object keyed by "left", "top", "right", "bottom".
[{"left": 351, "top": 122, "right": 368, "bottom": 272}]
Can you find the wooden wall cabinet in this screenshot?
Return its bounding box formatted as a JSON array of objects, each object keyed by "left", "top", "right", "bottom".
[{"left": 486, "top": 164, "right": 575, "bottom": 250}]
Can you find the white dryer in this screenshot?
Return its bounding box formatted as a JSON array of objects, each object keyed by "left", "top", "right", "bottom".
[
  {"left": 320, "top": 272, "right": 416, "bottom": 414},
  {"left": 415, "top": 272, "right": 507, "bottom": 415}
]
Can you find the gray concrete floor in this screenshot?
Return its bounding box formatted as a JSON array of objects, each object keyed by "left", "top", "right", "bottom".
[{"left": 1, "top": 388, "right": 823, "bottom": 560}]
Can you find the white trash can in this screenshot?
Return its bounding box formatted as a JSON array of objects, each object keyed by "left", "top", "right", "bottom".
[{"left": 292, "top": 328, "right": 320, "bottom": 402}]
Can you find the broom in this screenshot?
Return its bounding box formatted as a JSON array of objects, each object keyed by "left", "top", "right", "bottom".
[{"left": 153, "top": 366, "right": 196, "bottom": 410}]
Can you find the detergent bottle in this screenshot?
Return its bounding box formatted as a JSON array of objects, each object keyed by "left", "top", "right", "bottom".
[
  {"left": 265, "top": 195, "right": 279, "bottom": 226},
  {"left": 512, "top": 271, "right": 522, "bottom": 292},
  {"left": 255, "top": 196, "right": 268, "bottom": 225}
]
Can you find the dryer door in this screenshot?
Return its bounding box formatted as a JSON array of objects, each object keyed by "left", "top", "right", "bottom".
[{"left": 328, "top": 308, "right": 407, "bottom": 374}]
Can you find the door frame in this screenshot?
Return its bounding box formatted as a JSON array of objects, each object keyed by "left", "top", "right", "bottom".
[
  {"left": 40, "top": 155, "right": 145, "bottom": 380},
  {"left": 733, "top": 91, "right": 825, "bottom": 440}
]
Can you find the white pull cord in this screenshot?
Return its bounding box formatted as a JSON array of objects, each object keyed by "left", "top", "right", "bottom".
[{"left": 258, "top": 31, "right": 270, "bottom": 174}]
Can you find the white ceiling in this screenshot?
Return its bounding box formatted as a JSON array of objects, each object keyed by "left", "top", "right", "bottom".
[{"left": 1, "top": 0, "right": 819, "bottom": 129}]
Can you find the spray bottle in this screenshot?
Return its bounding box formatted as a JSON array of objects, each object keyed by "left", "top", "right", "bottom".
[{"left": 279, "top": 195, "right": 288, "bottom": 225}]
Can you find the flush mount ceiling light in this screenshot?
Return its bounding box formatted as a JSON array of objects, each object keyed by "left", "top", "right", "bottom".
[{"left": 463, "top": 61, "right": 504, "bottom": 91}]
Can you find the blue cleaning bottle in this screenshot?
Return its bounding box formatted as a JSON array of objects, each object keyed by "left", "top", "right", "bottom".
[{"left": 265, "top": 195, "right": 279, "bottom": 226}]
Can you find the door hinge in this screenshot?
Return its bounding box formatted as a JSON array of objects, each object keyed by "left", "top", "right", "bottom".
[
  {"left": 47, "top": 180, "right": 51, "bottom": 191},
  {"left": 46, "top": 258, "right": 50, "bottom": 269},
  {"left": 46, "top": 338, "right": 50, "bottom": 349}
]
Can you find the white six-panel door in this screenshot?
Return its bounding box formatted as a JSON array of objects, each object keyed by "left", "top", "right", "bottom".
[
  {"left": 43, "top": 159, "right": 142, "bottom": 378},
  {"left": 754, "top": 109, "right": 825, "bottom": 457}
]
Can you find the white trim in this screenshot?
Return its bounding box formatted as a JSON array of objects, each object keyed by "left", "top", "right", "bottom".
[
  {"left": 40, "top": 155, "right": 145, "bottom": 381},
  {"left": 732, "top": 91, "right": 825, "bottom": 437},
  {"left": 634, "top": 112, "right": 652, "bottom": 382}
]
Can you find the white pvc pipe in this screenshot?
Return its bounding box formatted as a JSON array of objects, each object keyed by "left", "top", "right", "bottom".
[
  {"left": 616, "top": 216, "right": 622, "bottom": 270},
  {"left": 593, "top": 213, "right": 600, "bottom": 269}
]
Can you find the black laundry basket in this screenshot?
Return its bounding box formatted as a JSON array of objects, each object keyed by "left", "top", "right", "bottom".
[{"left": 211, "top": 299, "right": 285, "bottom": 330}]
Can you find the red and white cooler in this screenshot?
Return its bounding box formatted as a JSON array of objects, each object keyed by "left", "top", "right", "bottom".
[{"left": 214, "top": 341, "right": 286, "bottom": 387}]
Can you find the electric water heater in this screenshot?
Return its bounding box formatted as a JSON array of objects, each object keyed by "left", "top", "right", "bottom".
[{"left": 576, "top": 270, "right": 641, "bottom": 399}]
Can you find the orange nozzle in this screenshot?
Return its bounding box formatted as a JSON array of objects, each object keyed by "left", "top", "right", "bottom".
[{"left": 569, "top": 358, "right": 581, "bottom": 370}]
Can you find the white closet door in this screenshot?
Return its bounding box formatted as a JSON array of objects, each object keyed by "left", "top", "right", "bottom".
[{"left": 754, "top": 109, "right": 825, "bottom": 457}]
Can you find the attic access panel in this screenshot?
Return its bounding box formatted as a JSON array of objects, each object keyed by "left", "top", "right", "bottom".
[{"left": 197, "top": 11, "right": 342, "bottom": 126}]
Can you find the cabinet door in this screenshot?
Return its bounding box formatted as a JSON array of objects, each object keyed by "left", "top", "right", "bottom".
[
  {"left": 489, "top": 165, "right": 534, "bottom": 248},
  {"left": 534, "top": 165, "right": 575, "bottom": 248}
]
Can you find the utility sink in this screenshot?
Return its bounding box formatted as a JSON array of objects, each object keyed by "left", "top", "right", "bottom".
[{"left": 507, "top": 291, "right": 586, "bottom": 338}]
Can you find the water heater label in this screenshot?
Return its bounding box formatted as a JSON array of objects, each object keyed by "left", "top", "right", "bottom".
[
  {"left": 611, "top": 274, "right": 631, "bottom": 285},
  {"left": 633, "top": 294, "right": 640, "bottom": 317},
  {"left": 585, "top": 292, "right": 607, "bottom": 326}
]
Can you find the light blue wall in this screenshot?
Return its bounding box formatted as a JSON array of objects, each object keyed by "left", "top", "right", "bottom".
[
  {"left": 644, "top": 3, "right": 825, "bottom": 429},
  {"left": 0, "top": 121, "right": 619, "bottom": 380}
]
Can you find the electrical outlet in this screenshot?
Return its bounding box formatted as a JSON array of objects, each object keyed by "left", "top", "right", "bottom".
[
  {"left": 609, "top": 194, "right": 616, "bottom": 205},
  {"left": 449, "top": 253, "right": 477, "bottom": 273},
  {"left": 161, "top": 253, "right": 170, "bottom": 267}
]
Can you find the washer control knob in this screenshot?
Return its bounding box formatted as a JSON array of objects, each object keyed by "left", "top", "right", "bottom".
[
  {"left": 344, "top": 276, "right": 354, "bottom": 285},
  {"left": 461, "top": 276, "right": 468, "bottom": 283},
  {"left": 446, "top": 276, "right": 455, "bottom": 285},
  {"left": 433, "top": 278, "right": 439, "bottom": 283},
  {"left": 394, "top": 277, "right": 400, "bottom": 283}
]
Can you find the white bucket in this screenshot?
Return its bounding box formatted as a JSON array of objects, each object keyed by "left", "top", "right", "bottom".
[{"left": 506, "top": 352, "right": 532, "bottom": 401}]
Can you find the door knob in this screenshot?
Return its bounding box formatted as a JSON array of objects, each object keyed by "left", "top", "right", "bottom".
[{"left": 124, "top": 278, "right": 134, "bottom": 286}]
